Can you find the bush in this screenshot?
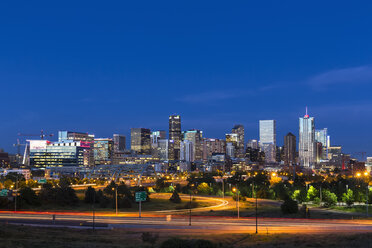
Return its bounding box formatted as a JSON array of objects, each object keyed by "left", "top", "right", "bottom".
[
  {"left": 322, "top": 190, "right": 337, "bottom": 207},
  {"left": 281, "top": 197, "right": 298, "bottom": 214},
  {"left": 169, "top": 191, "right": 182, "bottom": 203}
]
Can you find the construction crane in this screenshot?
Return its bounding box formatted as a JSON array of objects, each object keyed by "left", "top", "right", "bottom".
[
  {"left": 13, "top": 139, "right": 26, "bottom": 165},
  {"left": 18, "top": 130, "right": 54, "bottom": 140}
]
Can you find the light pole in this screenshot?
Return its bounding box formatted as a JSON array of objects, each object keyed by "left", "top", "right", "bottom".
[
  {"left": 8, "top": 174, "right": 19, "bottom": 212},
  {"left": 255, "top": 183, "right": 258, "bottom": 234},
  {"left": 112, "top": 186, "right": 118, "bottom": 216},
  {"left": 232, "top": 187, "right": 239, "bottom": 219},
  {"left": 92, "top": 189, "right": 95, "bottom": 231},
  {"left": 189, "top": 184, "right": 194, "bottom": 226}
]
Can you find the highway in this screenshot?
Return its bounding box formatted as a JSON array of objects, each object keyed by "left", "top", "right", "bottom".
[{"left": 0, "top": 212, "right": 371, "bottom": 234}]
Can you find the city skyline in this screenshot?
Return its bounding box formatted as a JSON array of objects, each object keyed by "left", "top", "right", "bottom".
[{"left": 1, "top": 2, "right": 372, "bottom": 156}]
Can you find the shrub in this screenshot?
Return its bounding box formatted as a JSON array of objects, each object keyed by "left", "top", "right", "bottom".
[
  {"left": 292, "top": 189, "right": 309, "bottom": 203},
  {"left": 322, "top": 190, "right": 337, "bottom": 207},
  {"left": 281, "top": 197, "right": 298, "bottom": 214}
]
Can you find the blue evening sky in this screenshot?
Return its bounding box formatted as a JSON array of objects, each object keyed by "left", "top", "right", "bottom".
[{"left": 1, "top": 1, "right": 372, "bottom": 157}]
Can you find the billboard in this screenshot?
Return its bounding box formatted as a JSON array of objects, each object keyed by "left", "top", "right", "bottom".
[{"left": 29, "top": 140, "right": 48, "bottom": 150}]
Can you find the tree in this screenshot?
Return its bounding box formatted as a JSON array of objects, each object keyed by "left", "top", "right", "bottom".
[
  {"left": 342, "top": 189, "right": 354, "bottom": 207},
  {"left": 19, "top": 187, "right": 40, "bottom": 206},
  {"left": 307, "top": 186, "right": 319, "bottom": 201},
  {"left": 197, "top": 183, "right": 212, "bottom": 195},
  {"left": 117, "top": 183, "right": 133, "bottom": 200},
  {"left": 84, "top": 186, "right": 97, "bottom": 204},
  {"left": 322, "top": 190, "right": 337, "bottom": 207},
  {"left": 281, "top": 196, "right": 298, "bottom": 214},
  {"left": 169, "top": 191, "right": 182, "bottom": 203},
  {"left": 292, "top": 189, "right": 308, "bottom": 203}
]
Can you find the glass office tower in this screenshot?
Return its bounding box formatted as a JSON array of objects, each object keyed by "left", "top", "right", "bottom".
[
  {"left": 259, "top": 120, "right": 276, "bottom": 163},
  {"left": 299, "top": 111, "right": 316, "bottom": 167}
]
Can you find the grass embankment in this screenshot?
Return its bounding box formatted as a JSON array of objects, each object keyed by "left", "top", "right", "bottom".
[{"left": 0, "top": 224, "right": 371, "bottom": 248}]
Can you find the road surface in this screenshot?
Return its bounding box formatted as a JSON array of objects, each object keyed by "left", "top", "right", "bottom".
[{"left": 0, "top": 212, "right": 371, "bottom": 234}]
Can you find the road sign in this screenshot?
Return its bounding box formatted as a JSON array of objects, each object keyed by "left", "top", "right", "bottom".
[
  {"left": 0, "top": 189, "right": 9, "bottom": 197},
  {"left": 135, "top": 191, "right": 147, "bottom": 202},
  {"left": 38, "top": 179, "right": 47, "bottom": 184}
]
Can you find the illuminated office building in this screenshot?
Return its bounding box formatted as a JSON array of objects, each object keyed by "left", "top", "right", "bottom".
[
  {"left": 315, "top": 128, "right": 330, "bottom": 160},
  {"left": 247, "top": 139, "right": 259, "bottom": 149},
  {"left": 284, "top": 132, "right": 296, "bottom": 165},
  {"left": 151, "top": 131, "right": 166, "bottom": 144},
  {"left": 202, "top": 138, "right": 226, "bottom": 161},
  {"left": 232, "top": 125, "right": 245, "bottom": 158},
  {"left": 259, "top": 120, "right": 276, "bottom": 163},
  {"left": 94, "top": 138, "right": 114, "bottom": 165},
  {"left": 131, "top": 128, "right": 151, "bottom": 155},
  {"left": 58, "top": 131, "right": 95, "bottom": 167},
  {"left": 299, "top": 109, "right": 316, "bottom": 167},
  {"left": 183, "top": 130, "right": 203, "bottom": 161},
  {"left": 169, "top": 115, "right": 181, "bottom": 160},
  {"left": 29, "top": 140, "right": 85, "bottom": 167},
  {"left": 113, "top": 134, "right": 126, "bottom": 152},
  {"left": 225, "top": 133, "right": 238, "bottom": 158},
  {"left": 180, "top": 140, "right": 194, "bottom": 162}
]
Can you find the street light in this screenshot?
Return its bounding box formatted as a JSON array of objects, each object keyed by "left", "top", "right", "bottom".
[
  {"left": 189, "top": 184, "right": 194, "bottom": 226},
  {"left": 112, "top": 187, "right": 118, "bottom": 216},
  {"left": 232, "top": 187, "right": 239, "bottom": 219}
]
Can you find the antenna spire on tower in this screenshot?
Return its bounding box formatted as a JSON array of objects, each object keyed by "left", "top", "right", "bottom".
[{"left": 305, "top": 106, "right": 309, "bottom": 118}]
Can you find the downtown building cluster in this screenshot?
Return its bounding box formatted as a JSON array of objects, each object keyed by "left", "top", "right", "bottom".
[{"left": 1, "top": 111, "right": 371, "bottom": 174}]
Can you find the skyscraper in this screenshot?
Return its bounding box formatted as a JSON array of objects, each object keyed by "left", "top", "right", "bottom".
[
  {"left": 113, "top": 134, "right": 126, "bottom": 152},
  {"left": 169, "top": 115, "right": 181, "bottom": 160},
  {"left": 232, "top": 124, "right": 245, "bottom": 158},
  {"left": 247, "top": 139, "right": 259, "bottom": 149},
  {"left": 94, "top": 138, "right": 114, "bottom": 165},
  {"left": 151, "top": 130, "right": 166, "bottom": 144},
  {"left": 130, "top": 128, "right": 151, "bottom": 155},
  {"left": 202, "top": 138, "right": 226, "bottom": 161},
  {"left": 183, "top": 130, "right": 203, "bottom": 161},
  {"left": 225, "top": 133, "right": 238, "bottom": 158},
  {"left": 315, "top": 128, "right": 330, "bottom": 160},
  {"left": 259, "top": 120, "right": 276, "bottom": 163},
  {"left": 284, "top": 132, "right": 296, "bottom": 165},
  {"left": 299, "top": 109, "right": 316, "bottom": 167},
  {"left": 180, "top": 140, "right": 194, "bottom": 162}
]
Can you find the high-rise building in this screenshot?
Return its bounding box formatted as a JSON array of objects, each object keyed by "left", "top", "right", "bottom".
[
  {"left": 151, "top": 131, "right": 166, "bottom": 144},
  {"left": 58, "top": 131, "right": 95, "bottom": 167},
  {"left": 284, "top": 132, "right": 296, "bottom": 165},
  {"left": 232, "top": 125, "right": 245, "bottom": 158},
  {"left": 225, "top": 133, "right": 238, "bottom": 158},
  {"left": 315, "top": 128, "right": 330, "bottom": 160},
  {"left": 156, "top": 139, "right": 169, "bottom": 161},
  {"left": 113, "top": 134, "right": 126, "bottom": 152},
  {"left": 180, "top": 140, "right": 194, "bottom": 162},
  {"left": 29, "top": 140, "right": 86, "bottom": 167},
  {"left": 183, "top": 130, "right": 203, "bottom": 161},
  {"left": 202, "top": 138, "right": 226, "bottom": 161},
  {"left": 299, "top": 109, "right": 316, "bottom": 167},
  {"left": 130, "top": 128, "right": 151, "bottom": 155},
  {"left": 259, "top": 120, "right": 276, "bottom": 163},
  {"left": 94, "top": 138, "right": 114, "bottom": 165},
  {"left": 169, "top": 115, "right": 181, "bottom": 160},
  {"left": 247, "top": 139, "right": 259, "bottom": 149}
]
